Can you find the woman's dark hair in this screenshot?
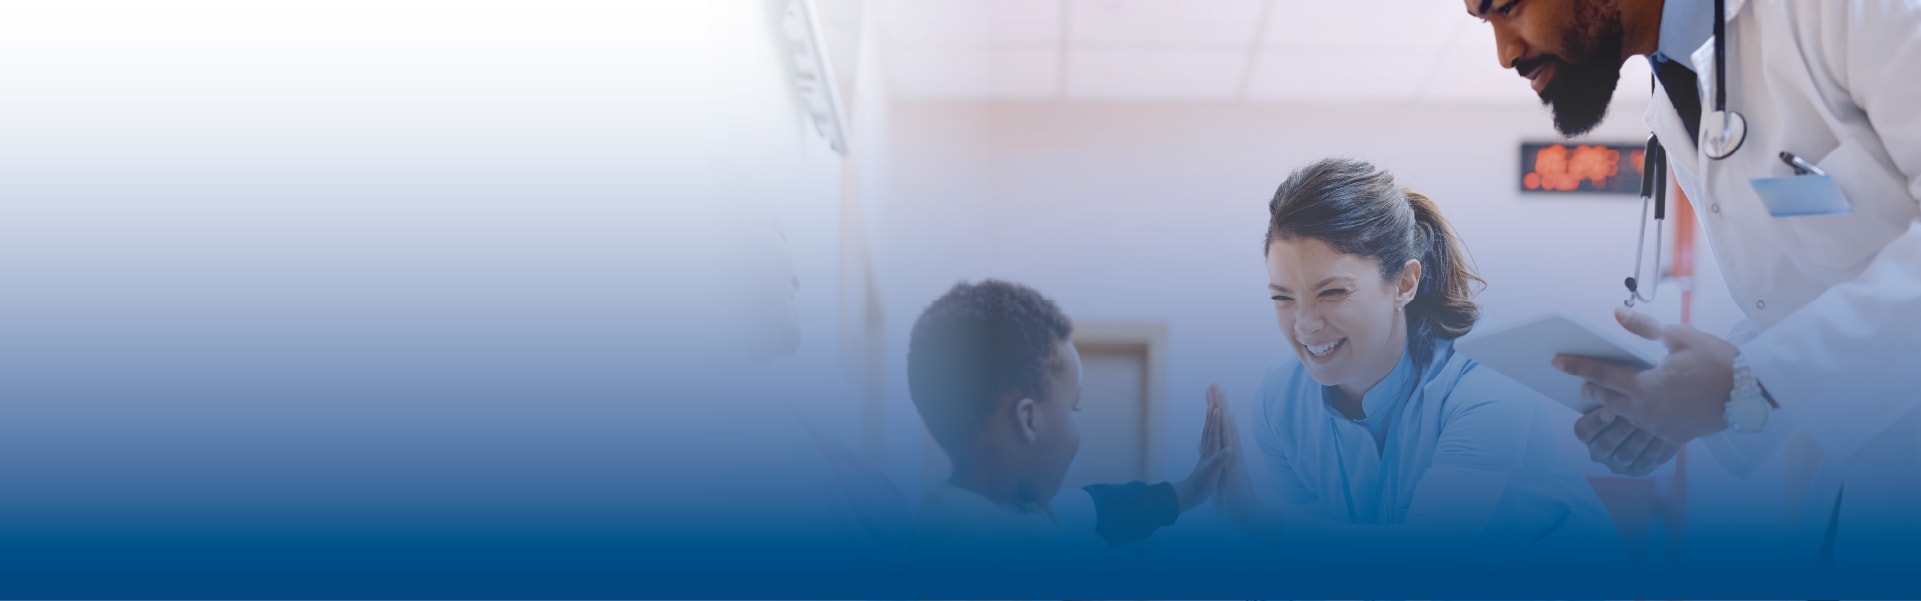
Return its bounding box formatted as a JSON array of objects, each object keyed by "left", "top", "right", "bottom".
[{"left": 1265, "top": 158, "right": 1484, "bottom": 362}]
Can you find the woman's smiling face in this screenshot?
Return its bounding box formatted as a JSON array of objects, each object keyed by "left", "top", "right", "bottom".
[{"left": 1266, "top": 236, "right": 1418, "bottom": 398}]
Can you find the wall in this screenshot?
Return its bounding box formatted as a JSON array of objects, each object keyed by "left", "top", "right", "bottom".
[{"left": 653, "top": 0, "right": 874, "bottom": 434}]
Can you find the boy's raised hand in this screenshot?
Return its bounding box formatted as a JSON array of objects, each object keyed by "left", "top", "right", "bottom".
[
  {"left": 1173, "top": 384, "right": 1233, "bottom": 511},
  {"left": 1209, "top": 387, "right": 1262, "bottom": 530}
]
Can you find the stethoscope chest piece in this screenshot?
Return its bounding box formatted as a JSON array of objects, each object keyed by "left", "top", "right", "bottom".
[
  {"left": 1701, "top": 0, "right": 1745, "bottom": 161},
  {"left": 1703, "top": 109, "right": 1748, "bottom": 160}
]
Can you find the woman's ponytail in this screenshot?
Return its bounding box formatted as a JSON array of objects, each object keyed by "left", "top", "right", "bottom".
[{"left": 1401, "top": 188, "right": 1484, "bottom": 343}]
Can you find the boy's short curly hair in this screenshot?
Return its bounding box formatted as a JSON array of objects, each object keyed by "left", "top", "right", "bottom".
[{"left": 907, "top": 280, "right": 1072, "bottom": 454}]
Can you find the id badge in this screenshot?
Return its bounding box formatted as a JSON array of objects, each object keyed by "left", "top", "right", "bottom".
[{"left": 1749, "top": 175, "right": 1852, "bottom": 217}]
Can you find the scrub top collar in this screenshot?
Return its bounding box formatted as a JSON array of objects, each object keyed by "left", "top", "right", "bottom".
[{"left": 1319, "top": 340, "right": 1418, "bottom": 427}]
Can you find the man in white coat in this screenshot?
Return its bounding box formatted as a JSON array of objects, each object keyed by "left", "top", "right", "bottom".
[{"left": 1462, "top": 0, "right": 1921, "bottom": 573}]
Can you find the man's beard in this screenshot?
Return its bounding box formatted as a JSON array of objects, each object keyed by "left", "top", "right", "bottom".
[
  {"left": 1533, "top": 1, "right": 1627, "bottom": 136},
  {"left": 1537, "top": 55, "right": 1624, "bottom": 136}
]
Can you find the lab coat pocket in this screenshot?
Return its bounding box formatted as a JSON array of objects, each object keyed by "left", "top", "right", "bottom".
[{"left": 1779, "top": 138, "right": 1913, "bottom": 274}]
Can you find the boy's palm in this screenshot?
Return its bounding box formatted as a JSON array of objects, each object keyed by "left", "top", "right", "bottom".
[{"left": 1175, "top": 385, "right": 1234, "bottom": 511}]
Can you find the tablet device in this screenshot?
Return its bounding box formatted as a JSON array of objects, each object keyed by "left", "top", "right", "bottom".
[{"left": 1454, "top": 312, "right": 1660, "bottom": 413}]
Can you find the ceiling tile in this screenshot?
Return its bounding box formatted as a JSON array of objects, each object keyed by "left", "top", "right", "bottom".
[
  {"left": 888, "top": 47, "right": 1060, "bottom": 99},
  {"left": 1243, "top": 48, "right": 1436, "bottom": 103},
  {"left": 1065, "top": 48, "right": 1247, "bottom": 99},
  {"left": 1261, "top": 0, "right": 1469, "bottom": 50},
  {"left": 1068, "top": 0, "right": 1265, "bottom": 47},
  {"left": 873, "top": 0, "right": 1662, "bottom": 108},
  {"left": 883, "top": 0, "right": 1061, "bottom": 47}
]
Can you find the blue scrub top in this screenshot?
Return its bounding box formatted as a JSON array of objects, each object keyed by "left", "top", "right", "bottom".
[{"left": 1253, "top": 336, "right": 1624, "bottom": 565}]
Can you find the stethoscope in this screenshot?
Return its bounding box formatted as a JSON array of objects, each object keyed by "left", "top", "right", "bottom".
[{"left": 1625, "top": 0, "right": 1747, "bottom": 307}]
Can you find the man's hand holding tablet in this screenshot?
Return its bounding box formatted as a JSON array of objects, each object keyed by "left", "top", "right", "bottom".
[
  {"left": 1458, "top": 309, "right": 1728, "bottom": 476},
  {"left": 1455, "top": 310, "right": 1660, "bottom": 414},
  {"left": 1552, "top": 308, "right": 1739, "bottom": 437}
]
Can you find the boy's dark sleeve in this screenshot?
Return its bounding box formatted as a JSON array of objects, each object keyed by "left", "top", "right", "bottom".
[{"left": 1080, "top": 481, "right": 1180, "bottom": 546}]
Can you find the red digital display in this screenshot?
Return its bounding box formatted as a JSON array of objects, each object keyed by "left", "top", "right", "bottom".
[{"left": 1519, "top": 142, "right": 1646, "bottom": 194}]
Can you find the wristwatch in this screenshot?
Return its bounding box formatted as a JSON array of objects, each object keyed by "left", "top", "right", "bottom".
[{"left": 1726, "top": 351, "right": 1772, "bottom": 434}]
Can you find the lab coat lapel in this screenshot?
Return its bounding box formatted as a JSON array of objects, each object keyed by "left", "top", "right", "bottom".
[
  {"left": 1643, "top": 79, "right": 1702, "bottom": 200},
  {"left": 1643, "top": 85, "right": 1694, "bottom": 156}
]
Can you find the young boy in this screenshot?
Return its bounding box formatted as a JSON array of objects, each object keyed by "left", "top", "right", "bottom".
[{"left": 906, "top": 279, "right": 1228, "bottom": 551}]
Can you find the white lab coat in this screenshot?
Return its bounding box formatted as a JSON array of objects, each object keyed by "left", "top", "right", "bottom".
[{"left": 1647, "top": 0, "right": 1921, "bottom": 570}]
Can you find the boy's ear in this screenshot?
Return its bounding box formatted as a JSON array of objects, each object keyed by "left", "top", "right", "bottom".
[{"left": 1013, "top": 396, "right": 1040, "bottom": 444}]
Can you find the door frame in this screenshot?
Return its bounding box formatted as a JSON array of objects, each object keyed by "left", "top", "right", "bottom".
[{"left": 1071, "top": 321, "right": 1170, "bottom": 482}]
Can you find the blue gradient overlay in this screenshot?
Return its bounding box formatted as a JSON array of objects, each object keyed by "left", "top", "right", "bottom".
[{"left": 2, "top": 251, "right": 1917, "bottom": 598}]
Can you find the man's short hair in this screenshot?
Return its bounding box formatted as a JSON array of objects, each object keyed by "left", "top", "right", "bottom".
[{"left": 907, "top": 280, "right": 1073, "bottom": 454}]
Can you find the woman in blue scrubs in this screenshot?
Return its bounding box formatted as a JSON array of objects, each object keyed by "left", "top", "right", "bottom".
[{"left": 1210, "top": 158, "right": 1622, "bottom": 567}]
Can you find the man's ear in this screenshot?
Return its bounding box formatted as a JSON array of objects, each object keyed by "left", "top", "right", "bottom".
[
  {"left": 1013, "top": 396, "right": 1040, "bottom": 444},
  {"left": 1397, "top": 259, "right": 1423, "bottom": 307}
]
